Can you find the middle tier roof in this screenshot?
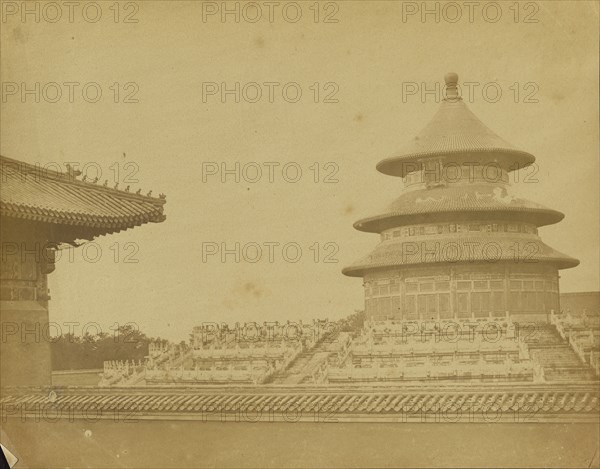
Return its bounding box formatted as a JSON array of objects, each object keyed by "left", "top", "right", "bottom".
[{"left": 354, "top": 184, "right": 564, "bottom": 233}]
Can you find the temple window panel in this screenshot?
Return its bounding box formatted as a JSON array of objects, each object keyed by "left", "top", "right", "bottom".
[
  {"left": 405, "top": 295, "right": 417, "bottom": 320},
  {"left": 381, "top": 297, "right": 392, "bottom": 317},
  {"left": 492, "top": 291, "right": 505, "bottom": 312},
  {"left": 439, "top": 293, "right": 451, "bottom": 318},
  {"left": 391, "top": 296, "right": 401, "bottom": 316},
  {"left": 472, "top": 292, "right": 491, "bottom": 318},
  {"left": 536, "top": 291, "right": 546, "bottom": 311},
  {"left": 522, "top": 291, "right": 536, "bottom": 310},
  {"left": 457, "top": 293, "right": 470, "bottom": 318},
  {"left": 523, "top": 280, "right": 534, "bottom": 290},
  {"left": 427, "top": 295, "right": 437, "bottom": 316},
  {"left": 417, "top": 295, "right": 426, "bottom": 316},
  {"left": 510, "top": 291, "right": 522, "bottom": 311},
  {"left": 374, "top": 298, "right": 382, "bottom": 316}
]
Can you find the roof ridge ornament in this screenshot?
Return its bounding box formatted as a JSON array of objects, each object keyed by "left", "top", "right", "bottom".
[
  {"left": 65, "top": 163, "right": 82, "bottom": 179},
  {"left": 444, "top": 72, "right": 461, "bottom": 101}
]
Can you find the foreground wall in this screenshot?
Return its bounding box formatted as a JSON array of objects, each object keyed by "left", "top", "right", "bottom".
[{"left": 1, "top": 420, "right": 598, "bottom": 468}]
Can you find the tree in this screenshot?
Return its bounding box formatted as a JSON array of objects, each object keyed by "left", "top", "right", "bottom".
[{"left": 51, "top": 324, "right": 159, "bottom": 370}]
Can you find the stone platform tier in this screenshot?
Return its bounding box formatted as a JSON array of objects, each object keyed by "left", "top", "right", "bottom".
[{"left": 325, "top": 320, "right": 598, "bottom": 385}]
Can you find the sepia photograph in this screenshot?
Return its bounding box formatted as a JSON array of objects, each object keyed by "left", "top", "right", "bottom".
[{"left": 0, "top": 1, "right": 599, "bottom": 468}]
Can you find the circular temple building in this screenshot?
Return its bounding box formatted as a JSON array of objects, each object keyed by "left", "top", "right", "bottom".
[{"left": 343, "top": 73, "right": 579, "bottom": 323}]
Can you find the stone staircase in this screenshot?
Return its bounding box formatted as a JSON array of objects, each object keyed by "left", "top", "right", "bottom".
[
  {"left": 523, "top": 323, "right": 597, "bottom": 382},
  {"left": 519, "top": 323, "right": 563, "bottom": 346},
  {"left": 268, "top": 333, "right": 340, "bottom": 384}
]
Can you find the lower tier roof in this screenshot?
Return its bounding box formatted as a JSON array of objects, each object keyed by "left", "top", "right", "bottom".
[{"left": 342, "top": 236, "right": 579, "bottom": 277}]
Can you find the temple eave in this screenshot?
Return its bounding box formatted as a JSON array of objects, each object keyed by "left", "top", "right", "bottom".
[
  {"left": 343, "top": 257, "right": 580, "bottom": 278},
  {"left": 1, "top": 206, "right": 166, "bottom": 241},
  {"left": 377, "top": 148, "right": 536, "bottom": 178}
]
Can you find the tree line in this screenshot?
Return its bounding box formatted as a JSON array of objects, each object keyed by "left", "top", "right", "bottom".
[{"left": 51, "top": 324, "right": 172, "bottom": 370}]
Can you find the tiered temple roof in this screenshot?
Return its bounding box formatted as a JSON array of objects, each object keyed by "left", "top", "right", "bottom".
[{"left": 343, "top": 73, "right": 578, "bottom": 278}]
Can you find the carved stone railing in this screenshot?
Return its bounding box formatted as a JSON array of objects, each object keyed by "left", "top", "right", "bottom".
[
  {"left": 145, "top": 367, "right": 269, "bottom": 384},
  {"left": 327, "top": 360, "right": 533, "bottom": 383},
  {"left": 350, "top": 337, "right": 521, "bottom": 357},
  {"left": 362, "top": 319, "right": 520, "bottom": 344},
  {"left": 191, "top": 342, "right": 301, "bottom": 360},
  {"left": 590, "top": 351, "right": 600, "bottom": 376}
]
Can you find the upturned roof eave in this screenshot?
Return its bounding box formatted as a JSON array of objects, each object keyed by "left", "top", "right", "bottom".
[{"left": 1, "top": 203, "right": 165, "bottom": 234}]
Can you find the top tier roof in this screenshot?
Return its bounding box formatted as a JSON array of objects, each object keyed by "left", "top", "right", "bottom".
[
  {"left": 377, "top": 73, "right": 536, "bottom": 177},
  {"left": 0, "top": 155, "right": 166, "bottom": 241}
]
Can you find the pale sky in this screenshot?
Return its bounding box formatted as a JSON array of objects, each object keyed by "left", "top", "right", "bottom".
[{"left": 2, "top": 1, "right": 598, "bottom": 341}]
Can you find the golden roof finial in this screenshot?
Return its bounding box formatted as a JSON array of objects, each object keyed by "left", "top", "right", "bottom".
[{"left": 444, "top": 72, "right": 460, "bottom": 101}]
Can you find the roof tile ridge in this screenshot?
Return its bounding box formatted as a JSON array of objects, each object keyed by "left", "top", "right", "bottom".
[{"left": 1, "top": 154, "right": 166, "bottom": 205}]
